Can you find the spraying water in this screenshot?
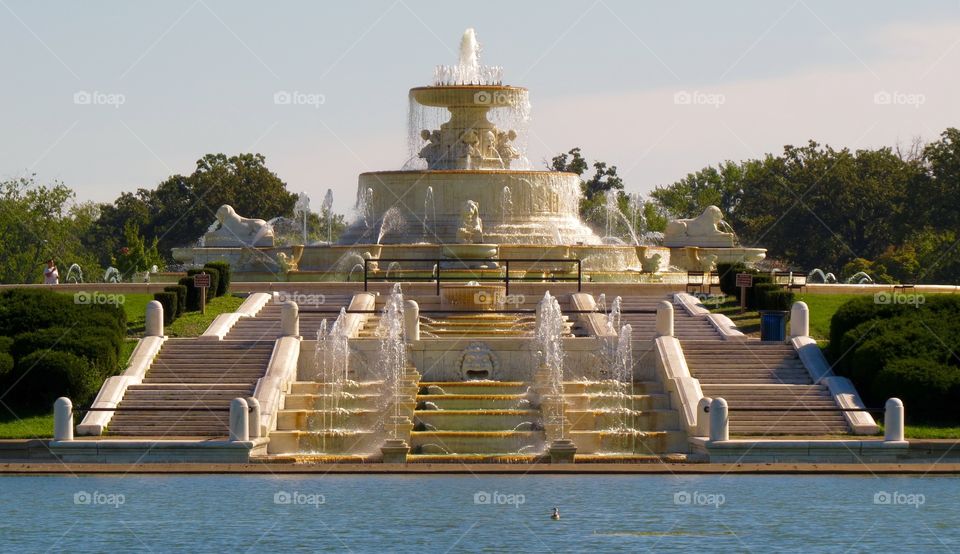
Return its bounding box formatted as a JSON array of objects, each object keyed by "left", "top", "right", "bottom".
[
  {"left": 501, "top": 185, "right": 513, "bottom": 222},
  {"left": 65, "top": 263, "right": 83, "bottom": 284},
  {"left": 378, "top": 207, "right": 405, "bottom": 244},
  {"left": 322, "top": 188, "right": 334, "bottom": 244},
  {"left": 376, "top": 284, "right": 407, "bottom": 440},
  {"left": 423, "top": 186, "right": 435, "bottom": 241},
  {"left": 534, "top": 291, "right": 567, "bottom": 439}
]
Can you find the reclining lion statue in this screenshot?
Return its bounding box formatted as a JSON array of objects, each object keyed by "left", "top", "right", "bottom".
[
  {"left": 203, "top": 205, "right": 275, "bottom": 247},
  {"left": 663, "top": 205, "right": 735, "bottom": 247}
]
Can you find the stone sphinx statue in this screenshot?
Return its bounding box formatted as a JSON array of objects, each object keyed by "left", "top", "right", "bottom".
[
  {"left": 663, "top": 205, "right": 735, "bottom": 248},
  {"left": 202, "top": 205, "right": 275, "bottom": 247},
  {"left": 456, "top": 200, "right": 483, "bottom": 244}
]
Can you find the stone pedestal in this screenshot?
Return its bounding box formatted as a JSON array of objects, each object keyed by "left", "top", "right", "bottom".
[
  {"left": 548, "top": 438, "right": 577, "bottom": 463},
  {"left": 380, "top": 439, "right": 410, "bottom": 463}
]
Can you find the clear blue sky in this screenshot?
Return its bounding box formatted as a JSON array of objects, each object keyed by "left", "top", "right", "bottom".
[{"left": 2, "top": 0, "right": 959, "bottom": 213}]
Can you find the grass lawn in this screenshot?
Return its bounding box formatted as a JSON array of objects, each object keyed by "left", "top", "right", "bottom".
[
  {"left": 795, "top": 293, "right": 864, "bottom": 343},
  {"left": 0, "top": 412, "right": 54, "bottom": 439},
  {"left": 901, "top": 424, "right": 960, "bottom": 439},
  {"left": 166, "top": 294, "right": 243, "bottom": 337}
]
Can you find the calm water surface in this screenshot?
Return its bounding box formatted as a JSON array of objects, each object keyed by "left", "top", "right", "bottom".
[{"left": 0, "top": 474, "right": 956, "bottom": 552}]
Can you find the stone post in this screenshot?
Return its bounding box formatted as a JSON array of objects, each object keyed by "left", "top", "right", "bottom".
[
  {"left": 548, "top": 438, "right": 578, "bottom": 463},
  {"left": 145, "top": 300, "right": 164, "bottom": 337},
  {"left": 790, "top": 301, "right": 809, "bottom": 338},
  {"left": 709, "top": 397, "right": 729, "bottom": 442},
  {"left": 884, "top": 398, "right": 905, "bottom": 443},
  {"left": 696, "top": 396, "right": 713, "bottom": 437},
  {"left": 281, "top": 301, "right": 299, "bottom": 338},
  {"left": 404, "top": 300, "right": 420, "bottom": 342},
  {"left": 656, "top": 301, "right": 674, "bottom": 337},
  {"left": 246, "top": 397, "right": 261, "bottom": 439},
  {"left": 380, "top": 438, "right": 410, "bottom": 463},
  {"left": 229, "top": 398, "right": 249, "bottom": 442},
  {"left": 53, "top": 397, "right": 73, "bottom": 441}
]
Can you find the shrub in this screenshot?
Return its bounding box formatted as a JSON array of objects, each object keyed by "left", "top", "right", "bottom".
[
  {"left": 0, "top": 351, "right": 12, "bottom": 381},
  {"left": 717, "top": 263, "right": 748, "bottom": 297},
  {"left": 179, "top": 276, "right": 203, "bottom": 312},
  {"left": 871, "top": 358, "right": 960, "bottom": 423},
  {"left": 759, "top": 289, "right": 795, "bottom": 311},
  {"left": 9, "top": 350, "right": 101, "bottom": 407},
  {"left": 164, "top": 285, "right": 187, "bottom": 315},
  {"left": 746, "top": 279, "right": 776, "bottom": 310},
  {"left": 187, "top": 268, "right": 219, "bottom": 300},
  {"left": 11, "top": 327, "right": 119, "bottom": 380},
  {"left": 203, "top": 261, "right": 231, "bottom": 296},
  {"left": 153, "top": 292, "right": 179, "bottom": 324}
]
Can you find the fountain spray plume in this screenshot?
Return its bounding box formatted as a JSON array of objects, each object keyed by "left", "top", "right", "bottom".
[
  {"left": 534, "top": 291, "right": 567, "bottom": 439},
  {"left": 376, "top": 284, "right": 407, "bottom": 439}
]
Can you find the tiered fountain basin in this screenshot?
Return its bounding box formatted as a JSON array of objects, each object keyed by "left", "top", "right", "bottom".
[{"left": 338, "top": 170, "right": 603, "bottom": 246}]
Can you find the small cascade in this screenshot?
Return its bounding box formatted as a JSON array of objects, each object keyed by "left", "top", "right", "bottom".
[
  {"left": 534, "top": 291, "right": 568, "bottom": 441},
  {"left": 422, "top": 186, "right": 436, "bottom": 241},
  {"left": 501, "top": 185, "right": 513, "bottom": 222},
  {"left": 377, "top": 207, "right": 405, "bottom": 244},
  {"left": 375, "top": 284, "right": 417, "bottom": 445}
]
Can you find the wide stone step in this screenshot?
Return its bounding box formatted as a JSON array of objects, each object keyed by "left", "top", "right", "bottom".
[
  {"left": 414, "top": 410, "right": 540, "bottom": 431},
  {"left": 569, "top": 430, "right": 687, "bottom": 454},
  {"left": 416, "top": 395, "right": 528, "bottom": 410},
  {"left": 410, "top": 431, "right": 544, "bottom": 454},
  {"left": 275, "top": 409, "right": 381, "bottom": 430},
  {"left": 418, "top": 382, "right": 528, "bottom": 395},
  {"left": 283, "top": 394, "right": 381, "bottom": 410}
]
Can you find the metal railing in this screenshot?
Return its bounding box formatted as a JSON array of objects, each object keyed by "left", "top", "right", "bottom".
[{"left": 363, "top": 257, "right": 582, "bottom": 295}]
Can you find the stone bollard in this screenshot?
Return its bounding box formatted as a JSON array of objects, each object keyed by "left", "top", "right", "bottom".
[
  {"left": 404, "top": 299, "right": 420, "bottom": 342},
  {"left": 229, "top": 398, "right": 249, "bottom": 442},
  {"left": 281, "top": 301, "right": 299, "bottom": 338},
  {"left": 656, "top": 301, "right": 674, "bottom": 337},
  {"left": 246, "top": 397, "right": 261, "bottom": 439},
  {"left": 53, "top": 397, "right": 73, "bottom": 441},
  {"left": 709, "top": 397, "right": 729, "bottom": 442},
  {"left": 696, "top": 396, "right": 713, "bottom": 437},
  {"left": 145, "top": 300, "right": 164, "bottom": 337},
  {"left": 884, "top": 398, "right": 905, "bottom": 442},
  {"left": 790, "top": 301, "right": 810, "bottom": 338}
]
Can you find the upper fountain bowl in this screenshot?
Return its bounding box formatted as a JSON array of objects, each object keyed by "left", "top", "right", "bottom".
[{"left": 410, "top": 85, "right": 528, "bottom": 109}]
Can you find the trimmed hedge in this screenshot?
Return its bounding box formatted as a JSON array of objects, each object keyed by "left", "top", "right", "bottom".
[
  {"left": 717, "top": 262, "right": 749, "bottom": 297},
  {"left": 187, "top": 268, "right": 220, "bottom": 301},
  {"left": 179, "top": 276, "right": 203, "bottom": 312},
  {"left": 153, "top": 292, "right": 179, "bottom": 324},
  {"left": 0, "top": 289, "right": 127, "bottom": 409},
  {"left": 12, "top": 350, "right": 100, "bottom": 407},
  {"left": 164, "top": 285, "right": 187, "bottom": 315},
  {"left": 203, "top": 261, "right": 231, "bottom": 296},
  {"left": 828, "top": 294, "right": 960, "bottom": 424}
]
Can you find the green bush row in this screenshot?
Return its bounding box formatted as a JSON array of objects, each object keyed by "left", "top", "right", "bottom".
[{"left": 829, "top": 294, "right": 960, "bottom": 423}]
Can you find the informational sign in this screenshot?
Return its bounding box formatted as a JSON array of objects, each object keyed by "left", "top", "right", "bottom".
[
  {"left": 193, "top": 273, "right": 211, "bottom": 288},
  {"left": 735, "top": 273, "right": 754, "bottom": 288}
]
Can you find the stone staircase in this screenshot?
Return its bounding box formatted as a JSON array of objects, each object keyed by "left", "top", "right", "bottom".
[
  {"left": 356, "top": 294, "right": 580, "bottom": 339},
  {"left": 105, "top": 339, "right": 274, "bottom": 437},
  {"left": 682, "top": 340, "right": 850, "bottom": 436},
  {"left": 227, "top": 293, "right": 355, "bottom": 340},
  {"left": 617, "top": 295, "right": 721, "bottom": 342}
]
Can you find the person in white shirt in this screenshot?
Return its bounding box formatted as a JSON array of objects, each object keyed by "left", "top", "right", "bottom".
[{"left": 43, "top": 259, "right": 59, "bottom": 285}]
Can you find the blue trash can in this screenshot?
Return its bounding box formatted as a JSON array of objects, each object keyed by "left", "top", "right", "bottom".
[{"left": 759, "top": 310, "right": 788, "bottom": 342}]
